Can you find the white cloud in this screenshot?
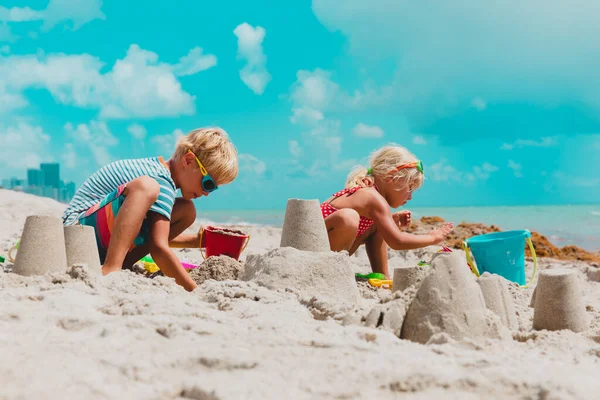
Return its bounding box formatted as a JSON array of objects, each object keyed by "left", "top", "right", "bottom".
[
  {"left": 501, "top": 136, "right": 558, "bottom": 150},
  {"left": 289, "top": 107, "right": 324, "bottom": 125},
  {"left": 239, "top": 154, "right": 267, "bottom": 176},
  {"left": 429, "top": 159, "right": 498, "bottom": 182},
  {"left": 311, "top": 0, "right": 600, "bottom": 125},
  {"left": 471, "top": 97, "right": 487, "bottom": 111},
  {"left": 64, "top": 120, "right": 118, "bottom": 166},
  {"left": 353, "top": 122, "right": 383, "bottom": 138},
  {"left": 61, "top": 143, "right": 77, "bottom": 169},
  {"left": 172, "top": 47, "right": 217, "bottom": 77},
  {"left": 0, "top": 122, "right": 51, "bottom": 170},
  {"left": 0, "top": 1, "right": 104, "bottom": 35},
  {"left": 0, "top": 44, "right": 216, "bottom": 119},
  {"left": 0, "top": 6, "right": 43, "bottom": 22},
  {"left": 290, "top": 69, "right": 340, "bottom": 112},
  {"left": 42, "top": 0, "right": 105, "bottom": 31},
  {"left": 508, "top": 159, "right": 523, "bottom": 178},
  {"left": 289, "top": 140, "right": 303, "bottom": 158},
  {"left": 473, "top": 162, "right": 498, "bottom": 180},
  {"left": 412, "top": 135, "right": 427, "bottom": 145},
  {"left": 127, "top": 123, "right": 147, "bottom": 140},
  {"left": 0, "top": 81, "right": 28, "bottom": 113},
  {"left": 233, "top": 23, "right": 271, "bottom": 95},
  {"left": 151, "top": 128, "right": 184, "bottom": 152}
]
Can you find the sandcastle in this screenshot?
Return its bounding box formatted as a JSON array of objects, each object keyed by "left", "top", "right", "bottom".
[
  {"left": 64, "top": 225, "right": 102, "bottom": 275},
  {"left": 13, "top": 216, "right": 68, "bottom": 276},
  {"left": 533, "top": 269, "right": 590, "bottom": 332},
  {"left": 12, "top": 215, "right": 102, "bottom": 277},
  {"left": 279, "top": 199, "right": 330, "bottom": 252},
  {"left": 243, "top": 247, "right": 360, "bottom": 305},
  {"left": 477, "top": 273, "right": 519, "bottom": 330},
  {"left": 400, "top": 251, "right": 510, "bottom": 344},
  {"left": 392, "top": 265, "right": 428, "bottom": 293}
]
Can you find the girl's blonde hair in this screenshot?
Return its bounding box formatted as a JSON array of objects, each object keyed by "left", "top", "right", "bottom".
[
  {"left": 346, "top": 144, "right": 424, "bottom": 190},
  {"left": 174, "top": 127, "right": 239, "bottom": 185}
]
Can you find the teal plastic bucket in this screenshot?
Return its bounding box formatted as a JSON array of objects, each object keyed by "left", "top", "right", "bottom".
[{"left": 463, "top": 230, "right": 537, "bottom": 287}]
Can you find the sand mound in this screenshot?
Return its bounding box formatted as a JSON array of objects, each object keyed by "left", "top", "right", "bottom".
[
  {"left": 363, "top": 286, "right": 419, "bottom": 337},
  {"left": 189, "top": 256, "right": 244, "bottom": 286},
  {"left": 400, "top": 252, "right": 511, "bottom": 344},
  {"left": 477, "top": 273, "right": 519, "bottom": 330},
  {"left": 242, "top": 247, "right": 360, "bottom": 307}
]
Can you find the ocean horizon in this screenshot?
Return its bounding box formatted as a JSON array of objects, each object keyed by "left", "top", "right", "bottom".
[{"left": 195, "top": 204, "right": 600, "bottom": 252}]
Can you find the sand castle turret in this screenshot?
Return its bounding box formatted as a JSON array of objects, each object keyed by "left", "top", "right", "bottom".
[
  {"left": 400, "top": 251, "right": 510, "bottom": 344},
  {"left": 13, "top": 215, "right": 68, "bottom": 276},
  {"left": 392, "top": 265, "right": 428, "bottom": 293},
  {"left": 533, "top": 269, "right": 589, "bottom": 332},
  {"left": 64, "top": 225, "right": 102, "bottom": 275},
  {"left": 477, "top": 273, "right": 519, "bottom": 330},
  {"left": 279, "top": 199, "right": 330, "bottom": 252}
]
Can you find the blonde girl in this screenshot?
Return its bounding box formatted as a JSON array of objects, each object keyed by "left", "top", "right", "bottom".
[{"left": 321, "top": 144, "right": 453, "bottom": 278}]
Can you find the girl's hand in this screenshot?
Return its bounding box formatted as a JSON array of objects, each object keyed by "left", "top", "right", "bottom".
[
  {"left": 427, "top": 222, "right": 454, "bottom": 244},
  {"left": 393, "top": 210, "right": 412, "bottom": 228}
]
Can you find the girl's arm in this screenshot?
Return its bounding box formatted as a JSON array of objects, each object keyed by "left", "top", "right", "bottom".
[{"left": 369, "top": 195, "right": 452, "bottom": 251}]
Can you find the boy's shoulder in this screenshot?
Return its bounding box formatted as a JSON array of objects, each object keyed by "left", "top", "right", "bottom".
[{"left": 97, "top": 156, "right": 175, "bottom": 184}]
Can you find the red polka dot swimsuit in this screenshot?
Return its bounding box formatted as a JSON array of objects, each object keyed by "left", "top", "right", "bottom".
[{"left": 320, "top": 186, "right": 375, "bottom": 237}]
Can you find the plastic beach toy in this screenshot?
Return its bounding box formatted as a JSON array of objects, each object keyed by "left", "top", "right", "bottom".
[
  {"left": 463, "top": 229, "right": 538, "bottom": 288},
  {"left": 140, "top": 256, "right": 197, "bottom": 274},
  {"left": 368, "top": 279, "right": 393, "bottom": 289},
  {"left": 355, "top": 272, "right": 386, "bottom": 281},
  {"left": 7, "top": 239, "right": 20, "bottom": 263},
  {"left": 199, "top": 226, "right": 250, "bottom": 260}
]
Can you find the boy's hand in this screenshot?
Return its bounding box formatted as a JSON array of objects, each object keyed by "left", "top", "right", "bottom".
[
  {"left": 393, "top": 210, "right": 412, "bottom": 228},
  {"left": 427, "top": 222, "right": 454, "bottom": 244}
]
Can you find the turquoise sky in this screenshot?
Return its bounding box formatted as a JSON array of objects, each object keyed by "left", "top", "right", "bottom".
[{"left": 1, "top": 0, "right": 599, "bottom": 210}]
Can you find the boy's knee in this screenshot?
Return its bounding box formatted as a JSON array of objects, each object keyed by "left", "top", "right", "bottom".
[
  {"left": 174, "top": 198, "right": 196, "bottom": 226},
  {"left": 126, "top": 176, "right": 161, "bottom": 202}
]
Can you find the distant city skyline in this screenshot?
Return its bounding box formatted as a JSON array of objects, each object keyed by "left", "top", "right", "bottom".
[{"left": 1, "top": 162, "right": 76, "bottom": 204}]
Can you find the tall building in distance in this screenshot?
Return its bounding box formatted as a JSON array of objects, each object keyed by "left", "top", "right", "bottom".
[
  {"left": 41, "top": 163, "right": 60, "bottom": 189},
  {"left": 2, "top": 162, "right": 76, "bottom": 204}
]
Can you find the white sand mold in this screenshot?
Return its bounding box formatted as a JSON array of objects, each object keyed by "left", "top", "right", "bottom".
[{"left": 401, "top": 251, "right": 511, "bottom": 344}]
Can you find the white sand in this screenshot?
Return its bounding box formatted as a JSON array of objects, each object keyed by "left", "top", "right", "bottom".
[{"left": 2, "top": 188, "right": 600, "bottom": 399}]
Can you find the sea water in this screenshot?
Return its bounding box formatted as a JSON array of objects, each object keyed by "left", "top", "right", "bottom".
[{"left": 197, "top": 205, "right": 600, "bottom": 252}]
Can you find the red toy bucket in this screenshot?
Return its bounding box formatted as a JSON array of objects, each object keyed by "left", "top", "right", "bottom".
[{"left": 199, "top": 226, "right": 250, "bottom": 260}]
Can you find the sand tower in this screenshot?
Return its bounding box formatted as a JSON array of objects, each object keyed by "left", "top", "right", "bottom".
[
  {"left": 401, "top": 251, "right": 509, "bottom": 344},
  {"left": 533, "top": 269, "right": 589, "bottom": 332},
  {"left": 64, "top": 225, "right": 102, "bottom": 275},
  {"left": 392, "top": 265, "right": 428, "bottom": 293},
  {"left": 13, "top": 215, "right": 68, "bottom": 276},
  {"left": 477, "top": 273, "right": 519, "bottom": 330},
  {"left": 279, "top": 199, "right": 330, "bottom": 252}
]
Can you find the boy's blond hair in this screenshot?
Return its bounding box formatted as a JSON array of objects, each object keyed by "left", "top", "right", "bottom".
[
  {"left": 346, "top": 144, "right": 424, "bottom": 190},
  {"left": 174, "top": 127, "right": 238, "bottom": 185}
]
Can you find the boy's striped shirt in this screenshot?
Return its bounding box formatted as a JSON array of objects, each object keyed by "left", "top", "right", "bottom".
[{"left": 63, "top": 157, "right": 177, "bottom": 226}]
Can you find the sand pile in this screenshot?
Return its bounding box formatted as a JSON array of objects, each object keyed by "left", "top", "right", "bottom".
[
  {"left": 4, "top": 190, "right": 600, "bottom": 399},
  {"left": 189, "top": 256, "right": 244, "bottom": 286},
  {"left": 243, "top": 247, "right": 360, "bottom": 306},
  {"left": 400, "top": 251, "right": 511, "bottom": 344},
  {"left": 477, "top": 273, "right": 519, "bottom": 330}
]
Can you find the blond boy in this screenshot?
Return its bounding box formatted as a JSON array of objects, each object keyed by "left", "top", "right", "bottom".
[{"left": 62, "top": 127, "right": 238, "bottom": 291}]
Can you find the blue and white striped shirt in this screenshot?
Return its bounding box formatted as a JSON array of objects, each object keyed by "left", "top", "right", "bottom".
[{"left": 62, "top": 157, "right": 177, "bottom": 226}]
